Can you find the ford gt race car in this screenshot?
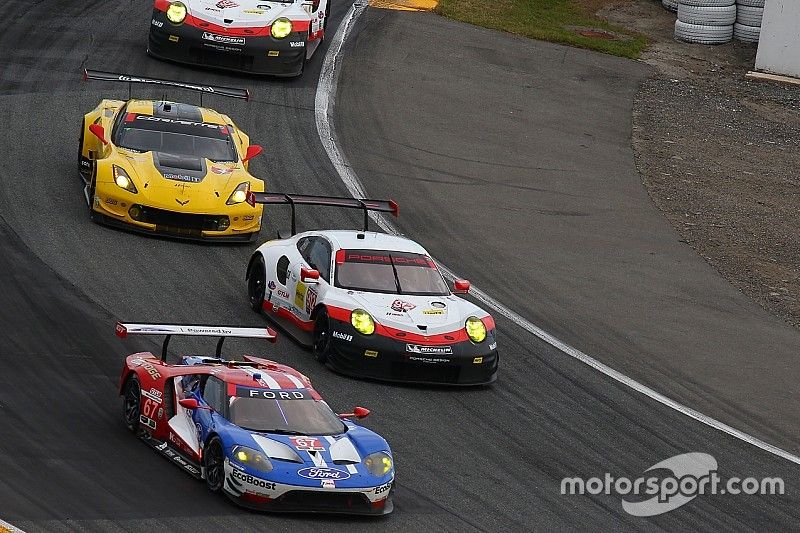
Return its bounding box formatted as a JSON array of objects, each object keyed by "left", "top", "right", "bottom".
[
  {"left": 80, "top": 70, "right": 265, "bottom": 241},
  {"left": 244, "top": 193, "right": 499, "bottom": 385},
  {"left": 148, "top": 0, "right": 330, "bottom": 77},
  {"left": 116, "top": 322, "right": 394, "bottom": 514}
]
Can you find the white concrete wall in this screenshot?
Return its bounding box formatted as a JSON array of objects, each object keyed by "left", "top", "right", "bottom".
[{"left": 755, "top": 0, "right": 800, "bottom": 78}]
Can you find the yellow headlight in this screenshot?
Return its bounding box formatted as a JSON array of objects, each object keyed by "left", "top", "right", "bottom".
[
  {"left": 166, "top": 1, "right": 187, "bottom": 24},
  {"left": 465, "top": 316, "right": 487, "bottom": 343},
  {"left": 364, "top": 452, "right": 393, "bottom": 476},
  {"left": 226, "top": 182, "right": 250, "bottom": 205},
  {"left": 351, "top": 309, "right": 375, "bottom": 335},
  {"left": 271, "top": 17, "right": 292, "bottom": 39},
  {"left": 113, "top": 166, "right": 137, "bottom": 193}
]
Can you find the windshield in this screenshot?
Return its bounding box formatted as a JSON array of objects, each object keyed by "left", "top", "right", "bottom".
[
  {"left": 116, "top": 114, "right": 237, "bottom": 162},
  {"left": 228, "top": 387, "right": 345, "bottom": 435},
  {"left": 335, "top": 250, "right": 450, "bottom": 296}
]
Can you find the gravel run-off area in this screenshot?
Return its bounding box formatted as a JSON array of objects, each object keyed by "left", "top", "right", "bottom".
[{"left": 601, "top": 0, "right": 800, "bottom": 328}]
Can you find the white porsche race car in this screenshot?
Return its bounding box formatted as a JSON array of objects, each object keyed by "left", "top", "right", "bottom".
[
  {"left": 244, "top": 193, "right": 498, "bottom": 386},
  {"left": 148, "top": 0, "right": 330, "bottom": 77}
]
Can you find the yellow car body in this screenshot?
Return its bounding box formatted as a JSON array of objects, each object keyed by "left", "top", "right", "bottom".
[{"left": 79, "top": 98, "right": 264, "bottom": 241}]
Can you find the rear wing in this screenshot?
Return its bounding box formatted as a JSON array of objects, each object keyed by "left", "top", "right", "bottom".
[
  {"left": 245, "top": 192, "right": 399, "bottom": 235},
  {"left": 83, "top": 69, "right": 250, "bottom": 103},
  {"left": 116, "top": 322, "right": 276, "bottom": 362}
]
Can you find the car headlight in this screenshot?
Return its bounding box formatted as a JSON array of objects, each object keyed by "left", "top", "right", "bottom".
[
  {"left": 271, "top": 17, "right": 292, "bottom": 39},
  {"left": 364, "top": 452, "right": 393, "bottom": 477},
  {"left": 231, "top": 445, "right": 273, "bottom": 473},
  {"left": 465, "top": 316, "right": 486, "bottom": 343},
  {"left": 226, "top": 182, "right": 249, "bottom": 205},
  {"left": 166, "top": 1, "right": 187, "bottom": 24},
  {"left": 113, "top": 166, "right": 138, "bottom": 193},
  {"left": 351, "top": 309, "right": 375, "bottom": 335}
]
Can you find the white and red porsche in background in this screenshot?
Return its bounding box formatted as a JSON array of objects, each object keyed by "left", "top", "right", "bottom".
[
  {"left": 148, "top": 0, "right": 330, "bottom": 76},
  {"left": 245, "top": 193, "right": 499, "bottom": 385}
]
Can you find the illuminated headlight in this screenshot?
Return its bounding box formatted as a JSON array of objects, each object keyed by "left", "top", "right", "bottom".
[
  {"left": 351, "top": 309, "right": 375, "bottom": 335},
  {"left": 271, "top": 18, "right": 292, "bottom": 39},
  {"left": 465, "top": 316, "right": 486, "bottom": 343},
  {"left": 166, "top": 1, "right": 187, "bottom": 24},
  {"left": 364, "top": 452, "right": 393, "bottom": 477},
  {"left": 226, "top": 182, "right": 249, "bottom": 205},
  {"left": 113, "top": 166, "right": 138, "bottom": 193},
  {"left": 232, "top": 446, "right": 273, "bottom": 473}
]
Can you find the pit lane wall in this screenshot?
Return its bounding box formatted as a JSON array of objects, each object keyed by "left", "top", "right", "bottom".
[{"left": 755, "top": 0, "right": 800, "bottom": 78}]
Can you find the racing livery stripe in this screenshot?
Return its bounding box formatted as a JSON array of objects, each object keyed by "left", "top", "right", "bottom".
[
  {"left": 326, "top": 305, "right": 494, "bottom": 345},
  {"left": 154, "top": 0, "right": 311, "bottom": 36},
  {"left": 239, "top": 366, "right": 280, "bottom": 389},
  {"left": 284, "top": 373, "right": 305, "bottom": 388}
]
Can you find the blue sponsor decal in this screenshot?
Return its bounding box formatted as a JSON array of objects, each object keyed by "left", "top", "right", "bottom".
[{"left": 297, "top": 467, "right": 351, "bottom": 480}]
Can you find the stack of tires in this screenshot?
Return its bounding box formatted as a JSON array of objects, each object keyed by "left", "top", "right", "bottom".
[
  {"left": 674, "top": 0, "right": 736, "bottom": 44},
  {"left": 734, "top": 0, "right": 764, "bottom": 43},
  {"left": 663, "top": 0, "right": 679, "bottom": 12}
]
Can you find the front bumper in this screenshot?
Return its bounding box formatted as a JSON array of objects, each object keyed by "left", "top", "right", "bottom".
[
  {"left": 223, "top": 461, "right": 393, "bottom": 515},
  {"left": 148, "top": 11, "right": 307, "bottom": 76},
  {"left": 326, "top": 319, "right": 499, "bottom": 386},
  {"left": 91, "top": 188, "right": 262, "bottom": 242}
]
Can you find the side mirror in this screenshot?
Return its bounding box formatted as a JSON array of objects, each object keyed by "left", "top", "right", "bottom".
[
  {"left": 301, "top": 267, "right": 320, "bottom": 283},
  {"left": 243, "top": 144, "right": 263, "bottom": 162},
  {"left": 338, "top": 406, "right": 370, "bottom": 420},
  {"left": 453, "top": 279, "right": 470, "bottom": 294},
  {"left": 179, "top": 398, "right": 208, "bottom": 410},
  {"left": 89, "top": 124, "right": 108, "bottom": 145}
]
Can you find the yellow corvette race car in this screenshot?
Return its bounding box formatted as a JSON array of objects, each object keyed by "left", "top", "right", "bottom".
[{"left": 79, "top": 70, "right": 264, "bottom": 241}]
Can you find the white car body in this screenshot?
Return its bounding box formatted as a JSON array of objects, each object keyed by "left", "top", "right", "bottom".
[{"left": 246, "top": 230, "right": 499, "bottom": 385}]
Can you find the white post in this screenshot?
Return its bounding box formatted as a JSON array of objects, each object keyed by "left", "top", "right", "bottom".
[{"left": 755, "top": 0, "right": 800, "bottom": 79}]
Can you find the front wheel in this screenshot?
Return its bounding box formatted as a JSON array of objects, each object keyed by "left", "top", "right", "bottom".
[
  {"left": 312, "top": 309, "right": 332, "bottom": 363},
  {"left": 204, "top": 436, "right": 225, "bottom": 492},
  {"left": 247, "top": 257, "right": 266, "bottom": 313},
  {"left": 122, "top": 375, "right": 141, "bottom": 432}
]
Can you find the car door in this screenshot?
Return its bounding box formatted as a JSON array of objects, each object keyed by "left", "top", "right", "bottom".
[
  {"left": 289, "top": 235, "right": 332, "bottom": 322},
  {"left": 195, "top": 375, "right": 226, "bottom": 451}
]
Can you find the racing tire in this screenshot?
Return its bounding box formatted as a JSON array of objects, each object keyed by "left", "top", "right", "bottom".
[
  {"left": 204, "top": 436, "right": 225, "bottom": 492},
  {"left": 122, "top": 375, "right": 142, "bottom": 432},
  {"left": 733, "top": 22, "right": 760, "bottom": 42},
  {"left": 247, "top": 256, "right": 266, "bottom": 313},
  {"left": 736, "top": 0, "right": 764, "bottom": 6},
  {"left": 674, "top": 20, "right": 733, "bottom": 44},
  {"left": 680, "top": 0, "right": 734, "bottom": 5},
  {"left": 677, "top": 5, "right": 737, "bottom": 26},
  {"left": 312, "top": 309, "right": 332, "bottom": 363},
  {"left": 736, "top": 5, "right": 763, "bottom": 27},
  {"left": 662, "top": 0, "right": 678, "bottom": 12}
]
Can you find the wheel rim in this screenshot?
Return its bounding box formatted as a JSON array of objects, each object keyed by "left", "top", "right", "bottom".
[
  {"left": 314, "top": 315, "right": 329, "bottom": 355},
  {"left": 206, "top": 442, "right": 224, "bottom": 489},
  {"left": 248, "top": 263, "right": 265, "bottom": 308},
  {"left": 124, "top": 379, "right": 140, "bottom": 427}
]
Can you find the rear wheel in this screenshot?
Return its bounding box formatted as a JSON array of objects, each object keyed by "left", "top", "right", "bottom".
[
  {"left": 122, "top": 375, "right": 141, "bottom": 432},
  {"left": 312, "top": 309, "right": 332, "bottom": 363},
  {"left": 204, "top": 436, "right": 225, "bottom": 492},
  {"left": 247, "top": 257, "right": 266, "bottom": 313}
]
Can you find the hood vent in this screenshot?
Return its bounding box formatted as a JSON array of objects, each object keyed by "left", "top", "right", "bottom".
[
  {"left": 417, "top": 325, "right": 427, "bottom": 331},
  {"left": 157, "top": 152, "right": 203, "bottom": 171}
]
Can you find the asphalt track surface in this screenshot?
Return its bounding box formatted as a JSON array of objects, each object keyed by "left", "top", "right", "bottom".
[{"left": 0, "top": 1, "right": 797, "bottom": 531}]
